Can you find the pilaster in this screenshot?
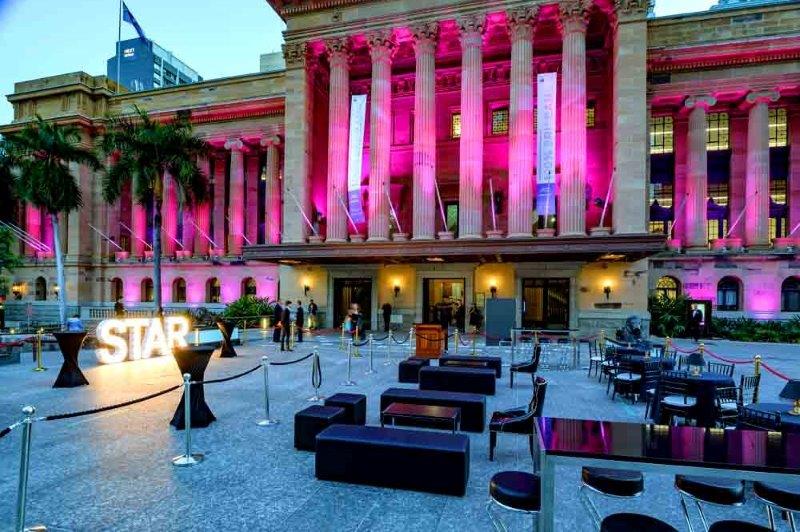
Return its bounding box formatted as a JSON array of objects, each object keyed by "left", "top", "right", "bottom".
[{"left": 325, "top": 37, "right": 351, "bottom": 243}]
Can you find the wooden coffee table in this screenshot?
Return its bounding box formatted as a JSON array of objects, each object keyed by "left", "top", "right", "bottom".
[{"left": 381, "top": 402, "right": 461, "bottom": 433}]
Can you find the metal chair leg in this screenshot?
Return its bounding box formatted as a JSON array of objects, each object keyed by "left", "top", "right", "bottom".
[
  {"left": 694, "top": 499, "right": 709, "bottom": 531},
  {"left": 679, "top": 493, "right": 695, "bottom": 532},
  {"left": 788, "top": 511, "right": 796, "bottom": 532},
  {"left": 486, "top": 499, "right": 507, "bottom": 532},
  {"left": 765, "top": 506, "right": 776, "bottom": 531},
  {"left": 579, "top": 484, "right": 602, "bottom": 530}
]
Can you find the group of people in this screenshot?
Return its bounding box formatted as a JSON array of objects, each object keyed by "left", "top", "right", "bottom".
[
  {"left": 343, "top": 303, "right": 365, "bottom": 340},
  {"left": 430, "top": 299, "right": 484, "bottom": 333},
  {"left": 272, "top": 299, "right": 319, "bottom": 351}
]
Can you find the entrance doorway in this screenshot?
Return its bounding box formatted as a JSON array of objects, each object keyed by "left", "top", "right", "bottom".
[
  {"left": 333, "top": 278, "right": 372, "bottom": 330},
  {"left": 422, "top": 278, "right": 465, "bottom": 328},
  {"left": 521, "top": 278, "right": 570, "bottom": 330}
]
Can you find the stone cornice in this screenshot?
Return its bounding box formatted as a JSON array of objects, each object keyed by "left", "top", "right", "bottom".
[{"left": 649, "top": 72, "right": 800, "bottom": 108}]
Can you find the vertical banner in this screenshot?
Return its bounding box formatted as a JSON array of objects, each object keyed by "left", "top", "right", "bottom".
[
  {"left": 347, "top": 94, "right": 367, "bottom": 224},
  {"left": 536, "top": 73, "right": 557, "bottom": 222}
]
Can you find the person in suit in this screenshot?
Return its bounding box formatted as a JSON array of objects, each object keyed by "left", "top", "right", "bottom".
[
  {"left": 272, "top": 301, "right": 282, "bottom": 343},
  {"left": 381, "top": 302, "right": 392, "bottom": 332},
  {"left": 295, "top": 300, "right": 304, "bottom": 343},
  {"left": 688, "top": 304, "right": 703, "bottom": 342},
  {"left": 280, "top": 300, "right": 293, "bottom": 351},
  {"left": 307, "top": 299, "right": 318, "bottom": 330}
]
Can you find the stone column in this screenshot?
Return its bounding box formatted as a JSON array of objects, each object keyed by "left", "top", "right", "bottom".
[
  {"left": 457, "top": 14, "right": 485, "bottom": 239},
  {"left": 790, "top": 109, "right": 800, "bottom": 236},
  {"left": 25, "top": 204, "right": 41, "bottom": 256},
  {"left": 684, "top": 95, "right": 716, "bottom": 249},
  {"left": 212, "top": 156, "right": 227, "bottom": 253},
  {"left": 131, "top": 197, "right": 147, "bottom": 258},
  {"left": 193, "top": 156, "right": 212, "bottom": 255},
  {"left": 558, "top": 0, "right": 589, "bottom": 236},
  {"left": 225, "top": 138, "right": 245, "bottom": 255},
  {"left": 162, "top": 172, "right": 178, "bottom": 256},
  {"left": 282, "top": 42, "right": 313, "bottom": 243},
  {"left": 745, "top": 90, "right": 780, "bottom": 248},
  {"left": 411, "top": 22, "right": 438, "bottom": 241},
  {"left": 611, "top": 1, "right": 649, "bottom": 235},
  {"left": 366, "top": 31, "right": 395, "bottom": 241},
  {"left": 245, "top": 155, "right": 260, "bottom": 247},
  {"left": 506, "top": 8, "right": 537, "bottom": 238},
  {"left": 261, "top": 136, "right": 282, "bottom": 245},
  {"left": 325, "top": 37, "right": 351, "bottom": 243}
]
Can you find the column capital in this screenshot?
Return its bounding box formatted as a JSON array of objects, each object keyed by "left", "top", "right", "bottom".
[
  {"left": 745, "top": 89, "right": 780, "bottom": 106},
  {"left": 282, "top": 41, "right": 309, "bottom": 69},
  {"left": 259, "top": 135, "right": 282, "bottom": 148},
  {"left": 507, "top": 6, "right": 539, "bottom": 42},
  {"left": 224, "top": 138, "right": 244, "bottom": 152},
  {"left": 613, "top": 0, "right": 653, "bottom": 20},
  {"left": 457, "top": 13, "right": 485, "bottom": 47},
  {"left": 325, "top": 37, "right": 351, "bottom": 67},
  {"left": 558, "top": 0, "right": 591, "bottom": 34},
  {"left": 366, "top": 30, "right": 396, "bottom": 62},
  {"left": 410, "top": 21, "right": 438, "bottom": 51},
  {"left": 684, "top": 95, "right": 716, "bottom": 111}
]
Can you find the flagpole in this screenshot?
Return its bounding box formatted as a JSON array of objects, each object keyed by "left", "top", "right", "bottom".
[{"left": 116, "top": 0, "right": 122, "bottom": 92}]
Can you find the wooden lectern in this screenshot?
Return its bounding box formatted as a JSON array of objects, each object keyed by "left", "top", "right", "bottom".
[{"left": 414, "top": 323, "right": 443, "bottom": 359}]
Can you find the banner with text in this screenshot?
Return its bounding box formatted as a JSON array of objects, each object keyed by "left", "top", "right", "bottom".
[
  {"left": 536, "top": 72, "right": 557, "bottom": 220},
  {"left": 347, "top": 94, "right": 367, "bottom": 224}
]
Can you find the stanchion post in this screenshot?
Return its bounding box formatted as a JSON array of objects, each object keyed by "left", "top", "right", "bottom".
[
  {"left": 454, "top": 329, "right": 460, "bottom": 356},
  {"left": 664, "top": 336, "right": 671, "bottom": 358},
  {"left": 308, "top": 349, "right": 324, "bottom": 402},
  {"left": 366, "top": 333, "right": 376, "bottom": 374},
  {"left": 384, "top": 329, "right": 393, "bottom": 365},
  {"left": 32, "top": 330, "right": 46, "bottom": 372},
  {"left": 343, "top": 339, "right": 357, "bottom": 386},
  {"left": 15, "top": 405, "right": 38, "bottom": 532},
  {"left": 257, "top": 356, "right": 279, "bottom": 425},
  {"left": 340, "top": 325, "right": 345, "bottom": 351},
  {"left": 753, "top": 355, "right": 761, "bottom": 403},
  {"left": 472, "top": 328, "right": 477, "bottom": 356},
  {"left": 172, "top": 374, "right": 204, "bottom": 467},
  {"left": 699, "top": 342, "right": 705, "bottom": 357},
  {"left": 353, "top": 328, "right": 360, "bottom": 357},
  {"left": 409, "top": 326, "right": 415, "bottom": 357}
]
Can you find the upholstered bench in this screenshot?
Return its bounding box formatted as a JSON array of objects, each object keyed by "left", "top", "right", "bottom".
[
  {"left": 398, "top": 357, "right": 430, "bottom": 383},
  {"left": 315, "top": 424, "right": 470, "bottom": 496},
  {"left": 419, "top": 366, "right": 496, "bottom": 395},
  {"left": 380, "top": 387, "right": 486, "bottom": 432},
  {"left": 324, "top": 393, "right": 367, "bottom": 425},
  {"left": 439, "top": 355, "right": 502, "bottom": 378},
  {"left": 294, "top": 405, "right": 347, "bottom": 451}
]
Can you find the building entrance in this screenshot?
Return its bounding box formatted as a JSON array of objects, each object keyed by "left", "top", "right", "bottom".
[
  {"left": 422, "top": 278, "right": 465, "bottom": 329},
  {"left": 521, "top": 278, "right": 570, "bottom": 330},
  {"left": 333, "top": 278, "right": 372, "bottom": 331}
]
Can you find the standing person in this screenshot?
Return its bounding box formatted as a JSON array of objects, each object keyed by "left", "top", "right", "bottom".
[
  {"left": 295, "top": 300, "right": 304, "bottom": 343},
  {"left": 688, "top": 304, "right": 703, "bottom": 342},
  {"left": 469, "top": 303, "right": 483, "bottom": 333},
  {"left": 280, "top": 300, "right": 293, "bottom": 351},
  {"left": 66, "top": 314, "right": 84, "bottom": 332},
  {"left": 113, "top": 299, "right": 125, "bottom": 318},
  {"left": 272, "top": 301, "right": 283, "bottom": 343},
  {"left": 454, "top": 299, "right": 466, "bottom": 332},
  {"left": 381, "top": 302, "right": 392, "bottom": 332},
  {"left": 308, "top": 299, "right": 318, "bottom": 330}
]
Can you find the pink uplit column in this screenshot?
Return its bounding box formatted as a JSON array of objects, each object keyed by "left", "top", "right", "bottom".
[
  {"left": 245, "top": 155, "right": 260, "bottom": 247},
  {"left": 225, "top": 138, "right": 245, "bottom": 255},
  {"left": 745, "top": 90, "right": 780, "bottom": 248},
  {"left": 325, "top": 37, "right": 351, "bottom": 243},
  {"left": 506, "top": 7, "right": 537, "bottom": 238},
  {"left": 684, "top": 95, "right": 715, "bottom": 249},
  {"left": 457, "top": 14, "right": 485, "bottom": 240},
  {"left": 42, "top": 212, "right": 54, "bottom": 254},
  {"left": 558, "top": 1, "right": 589, "bottom": 237},
  {"left": 131, "top": 198, "right": 147, "bottom": 258},
  {"left": 790, "top": 109, "right": 800, "bottom": 236},
  {"left": 212, "top": 156, "right": 226, "bottom": 253},
  {"left": 728, "top": 115, "right": 747, "bottom": 240},
  {"left": 411, "top": 22, "right": 438, "bottom": 241},
  {"left": 162, "top": 173, "right": 178, "bottom": 256},
  {"left": 24, "top": 204, "right": 41, "bottom": 256},
  {"left": 366, "top": 31, "right": 395, "bottom": 242},
  {"left": 261, "top": 136, "right": 282, "bottom": 244},
  {"left": 194, "top": 156, "right": 211, "bottom": 255}
]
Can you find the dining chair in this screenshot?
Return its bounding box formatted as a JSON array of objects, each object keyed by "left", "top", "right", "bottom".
[
  {"left": 510, "top": 343, "right": 541, "bottom": 389},
  {"left": 739, "top": 374, "right": 761, "bottom": 406},
  {"left": 707, "top": 361, "right": 735, "bottom": 378},
  {"left": 658, "top": 371, "right": 697, "bottom": 425},
  {"left": 643, "top": 361, "right": 664, "bottom": 419},
  {"left": 737, "top": 407, "right": 781, "bottom": 431},
  {"left": 611, "top": 358, "right": 641, "bottom": 403},
  {"left": 489, "top": 376, "right": 548, "bottom": 461},
  {"left": 714, "top": 386, "right": 740, "bottom": 428}
]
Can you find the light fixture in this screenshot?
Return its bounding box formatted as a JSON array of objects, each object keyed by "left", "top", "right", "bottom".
[
  {"left": 393, "top": 285, "right": 400, "bottom": 298},
  {"left": 490, "top": 285, "right": 497, "bottom": 298},
  {"left": 12, "top": 283, "right": 24, "bottom": 300},
  {"left": 779, "top": 380, "right": 800, "bottom": 416},
  {"left": 303, "top": 284, "right": 310, "bottom": 297},
  {"left": 687, "top": 352, "right": 705, "bottom": 377},
  {"left": 53, "top": 284, "right": 60, "bottom": 295},
  {"left": 603, "top": 285, "right": 612, "bottom": 300},
  {"left": 426, "top": 257, "right": 444, "bottom": 263}
]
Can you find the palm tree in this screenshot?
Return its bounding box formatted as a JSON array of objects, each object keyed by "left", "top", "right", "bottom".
[
  {"left": 2, "top": 116, "right": 100, "bottom": 329},
  {"left": 101, "top": 107, "right": 209, "bottom": 316}
]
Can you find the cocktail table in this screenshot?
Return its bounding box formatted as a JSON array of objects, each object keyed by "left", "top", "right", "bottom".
[{"left": 381, "top": 402, "right": 461, "bottom": 433}]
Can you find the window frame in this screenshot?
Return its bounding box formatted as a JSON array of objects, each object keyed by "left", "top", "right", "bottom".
[{"left": 716, "top": 277, "right": 741, "bottom": 311}]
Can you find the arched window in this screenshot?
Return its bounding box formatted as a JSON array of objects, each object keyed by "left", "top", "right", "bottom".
[
  {"left": 206, "top": 278, "right": 221, "bottom": 304},
  {"left": 34, "top": 277, "right": 47, "bottom": 301},
  {"left": 110, "top": 278, "right": 123, "bottom": 303},
  {"left": 173, "top": 278, "right": 187, "bottom": 303},
  {"left": 654, "top": 276, "right": 680, "bottom": 300},
  {"left": 241, "top": 277, "right": 257, "bottom": 297},
  {"left": 782, "top": 277, "right": 800, "bottom": 312},
  {"left": 141, "top": 278, "right": 154, "bottom": 303},
  {"left": 716, "top": 276, "right": 741, "bottom": 311}
]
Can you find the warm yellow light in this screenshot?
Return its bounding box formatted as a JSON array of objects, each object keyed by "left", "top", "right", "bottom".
[
  {"left": 96, "top": 316, "right": 190, "bottom": 364},
  {"left": 488, "top": 278, "right": 498, "bottom": 289}
]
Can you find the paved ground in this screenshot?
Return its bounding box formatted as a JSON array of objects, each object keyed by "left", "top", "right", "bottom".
[{"left": 0, "top": 332, "right": 797, "bottom": 531}]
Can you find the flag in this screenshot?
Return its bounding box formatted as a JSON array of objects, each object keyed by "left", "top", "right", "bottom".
[{"left": 122, "top": 3, "right": 146, "bottom": 40}]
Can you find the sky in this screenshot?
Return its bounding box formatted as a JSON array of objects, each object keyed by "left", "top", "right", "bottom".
[{"left": 0, "top": 0, "right": 714, "bottom": 126}]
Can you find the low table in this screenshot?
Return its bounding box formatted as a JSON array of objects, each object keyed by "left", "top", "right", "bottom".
[{"left": 381, "top": 402, "right": 461, "bottom": 433}]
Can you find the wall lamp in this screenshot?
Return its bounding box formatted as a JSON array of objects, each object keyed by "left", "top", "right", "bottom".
[
  {"left": 490, "top": 285, "right": 498, "bottom": 298},
  {"left": 393, "top": 285, "right": 401, "bottom": 298},
  {"left": 603, "top": 285, "right": 612, "bottom": 300},
  {"left": 303, "top": 284, "right": 310, "bottom": 297},
  {"left": 12, "top": 284, "right": 24, "bottom": 300}
]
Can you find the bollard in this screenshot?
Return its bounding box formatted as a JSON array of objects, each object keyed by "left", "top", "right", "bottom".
[
  {"left": 664, "top": 336, "right": 671, "bottom": 357},
  {"left": 257, "top": 356, "right": 279, "bottom": 425},
  {"left": 409, "top": 326, "right": 415, "bottom": 356},
  {"left": 454, "top": 329, "right": 460, "bottom": 356},
  {"left": 261, "top": 317, "right": 269, "bottom": 340},
  {"left": 343, "top": 340, "right": 357, "bottom": 386},
  {"left": 699, "top": 342, "right": 705, "bottom": 356},
  {"left": 308, "top": 350, "right": 324, "bottom": 402},
  {"left": 365, "top": 333, "right": 376, "bottom": 374},
  {"left": 32, "top": 331, "right": 46, "bottom": 372},
  {"left": 193, "top": 327, "right": 200, "bottom": 346},
  {"left": 384, "top": 329, "right": 393, "bottom": 366},
  {"left": 172, "top": 374, "right": 204, "bottom": 467},
  {"left": 15, "top": 406, "right": 38, "bottom": 532},
  {"left": 753, "top": 355, "right": 761, "bottom": 403}
]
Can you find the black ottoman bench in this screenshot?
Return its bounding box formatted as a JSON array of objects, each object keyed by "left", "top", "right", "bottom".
[
  {"left": 294, "top": 405, "right": 346, "bottom": 451},
  {"left": 440, "top": 355, "right": 503, "bottom": 378},
  {"left": 398, "top": 357, "right": 430, "bottom": 383},
  {"left": 420, "top": 366, "right": 496, "bottom": 395},
  {"left": 316, "top": 424, "right": 470, "bottom": 496},
  {"left": 324, "top": 393, "right": 367, "bottom": 425},
  {"left": 380, "top": 387, "right": 486, "bottom": 432}
]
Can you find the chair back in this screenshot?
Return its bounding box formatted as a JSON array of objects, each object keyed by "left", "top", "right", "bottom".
[
  {"left": 658, "top": 370, "right": 691, "bottom": 398},
  {"left": 739, "top": 374, "right": 761, "bottom": 405},
  {"left": 738, "top": 407, "right": 781, "bottom": 431},
  {"left": 707, "top": 361, "right": 735, "bottom": 378},
  {"left": 642, "top": 360, "right": 662, "bottom": 391},
  {"left": 529, "top": 376, "right": 548, "bottom": 416},
  {"left": 677, "top": 355, "right": 689, "bottom": 371}
]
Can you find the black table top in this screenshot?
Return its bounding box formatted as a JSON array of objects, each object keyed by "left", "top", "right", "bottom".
[
  {"left": 383, "top": 402, "right": 460, "bottom": 422},
  {"left": 536, "top": 417, "right": 800, "bottom": 474}
]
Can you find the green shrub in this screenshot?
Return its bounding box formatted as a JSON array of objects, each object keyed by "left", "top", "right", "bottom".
[
  {"left": 711, "top": 316, "right": 800, "bottom": 343},
  {"left": 221, "top": 295, "right": 275, "bottom": 327},
  {"left": 648, "top": 293, "right": 689, "bottom": 338}
]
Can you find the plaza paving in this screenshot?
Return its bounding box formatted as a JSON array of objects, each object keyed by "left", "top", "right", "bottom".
[{"left": 0, "top": 332, "right": 797, "bottom": 531}]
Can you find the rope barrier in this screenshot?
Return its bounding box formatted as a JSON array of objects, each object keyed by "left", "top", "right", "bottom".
[
  {"left": 41, "top": 385, "right": 182, "bottom": 422},
  {"left": 0, "top": 420, "right": 22, "bottom": 440},
  {"left": 269, "top": 352, "right": 316, "bottom": 366},
  {"left": 352, "top": 338, "right": 370, "bottom": 347},
  {"left": 201, "top": 364, "right": 262, "bottom": 385},
  {"left": 667, "top": 344, "right": 792, "bottom": 381},
  {"left": 391, "top": 333, "right": 409, "bottom": 344},
  {"left": 371, "top": 334, "right": 390, "bottom": 342},
  {"left": 702, "top": 348, "right": 752, "bottom": 365},
  {"left": 761, "top": 362, "right": 791, "bottom": 381}
]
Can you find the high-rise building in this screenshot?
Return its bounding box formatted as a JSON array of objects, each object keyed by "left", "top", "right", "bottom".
[{"left": 106, "top": 38, "right": 202, "bottom": 92}]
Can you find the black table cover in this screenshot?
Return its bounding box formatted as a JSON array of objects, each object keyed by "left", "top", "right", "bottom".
[
  {"left": 745, "top": 402, "right": 800, "bottom": 433},
  {"left": 652, "top": 371, "right": 735, "bottom": 427},
  {"left": 213, "top": 319, "right": 237, "bottom": 358},
  {"left": 170, "top": 345, "right": 217, "bottom": 430},
  {"left": 52, "top": 331, "right": 89, "bottom": 388}
]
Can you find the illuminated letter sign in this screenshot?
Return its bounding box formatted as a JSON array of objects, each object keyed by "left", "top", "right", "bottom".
[{"left": 96, "top": 316, "right": 190, "bottom": 364}]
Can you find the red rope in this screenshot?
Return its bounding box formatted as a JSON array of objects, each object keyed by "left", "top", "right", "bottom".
[
  {"left": 760, "top": 362, "right": 791, "bottom": 381},
  {"left": 0, "top": 341, "right": 24, "bottom": 348},
  {"left": 703, "top": 348, "right": 752, "bottom": 365},
  {"left": 671, "top": 345, "right": 697, "bottom": 354}
]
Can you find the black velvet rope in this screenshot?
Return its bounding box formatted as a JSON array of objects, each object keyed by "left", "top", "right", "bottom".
[
  {"left": 371, "top": 334, "right": 390, "bottom": 342},
  {"left": 413, "top": 333, "right": 444, "bottom": 342},
  {"left": 269, "top": 352, "right": 316, "bottom": 366},
  {"left": 42, "top": 385, "right": 182, "bottom": 422},
  {"left": 352, "top": 338, "right": 370, "bottom": 347},
  {"left": 0, "top": 421, "right": 21, "bottom": 440},
  {"left": 391, "top": 333, "right": 409, "bottom": 344},
  {"left": 200, "top": 364, "right": 262, "bottom": 385}
]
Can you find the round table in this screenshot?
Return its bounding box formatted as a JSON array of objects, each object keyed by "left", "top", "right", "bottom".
[
  {"left": 745, "top": 402, "right": 800, "bottom": 433},
  {"left": 52, "top": 331, "right": 89, "bottom": 388},
  {"left": 212, "top": 319, "right": 237, "bottom": 358},
  {"left": 652, "top": 371, "right": 735, "bottom": 427},
  {"left": 170, "top": 345, "right": 217, "bottom": 430}
]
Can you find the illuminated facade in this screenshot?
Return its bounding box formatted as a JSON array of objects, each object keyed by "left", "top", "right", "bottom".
[{"left": 2, "top": 0, "right": 799, "bottom": 330}]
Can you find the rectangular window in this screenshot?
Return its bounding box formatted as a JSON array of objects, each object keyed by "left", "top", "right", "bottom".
[
  {"left": 491, "top": 108, "right": 509, "bottom": 135},
  {"left": 649, "top": 116, "right": 674, "bottom": 154},
  {"left": 586, "top": 101, "right": 596, "bottom": 128},
  {"left": 707, "top": 218, "right": 729, "bottom": 241},
  {"left": 770, "top": 179, "right": 787, "bottom": 205},
  {"left": 649, "top": 183, "right": 673, "bottom": 208},
  {"left": 769, "top": 217, "right": 789, "bottom": 240},
  {"left": 769, "top": 108, "right": 788, "bottom": 148},
  {"left": 706, "top": 112, "right": 729, "bottom": 151},
  {"left": 451, "top": 112, "right": 461, "bottom": 139},
  {"left": 445, "top": 203, "right": 458, "bottom": 233},
  {"left": 708, "top": 183, "right": 729, "bottom": 207},
  {"left": 649, "top": 220, "right": 667, "bottom": 234}
]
